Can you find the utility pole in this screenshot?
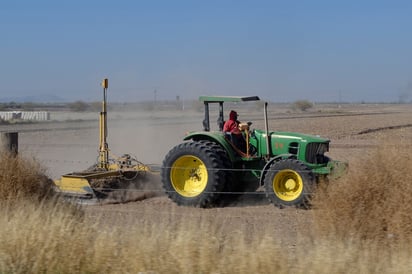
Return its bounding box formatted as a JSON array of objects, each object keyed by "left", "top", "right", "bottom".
[{"left": 338, "top": 90, "right": 342, "bottom": 108}]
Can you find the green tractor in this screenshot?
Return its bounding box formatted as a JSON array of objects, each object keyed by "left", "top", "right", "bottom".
[{"left": 161, "top": 96, "right": 346, "bottom": 208}]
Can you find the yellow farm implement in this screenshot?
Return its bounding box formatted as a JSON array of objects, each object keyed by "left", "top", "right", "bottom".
[{"left": 54, "top": 79, "right": 153, "bottom": 201}]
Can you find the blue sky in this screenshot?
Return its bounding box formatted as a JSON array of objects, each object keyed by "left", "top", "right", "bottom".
[{"left": 1, "top": 0, "right": 411, "bottom": 102}]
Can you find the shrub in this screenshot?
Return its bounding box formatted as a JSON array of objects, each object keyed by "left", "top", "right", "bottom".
[
  {"left": 292, "top": 100, "right": 313, "bottom": 111},
  {"left": 68, "top": 101, "right": 90, "bottom": 112},
  {"left": 311, "top": 144, "right": 412, "bottom": 244},
  {"left": 0, "top": 153, "right": 54, "bottom": 202}
]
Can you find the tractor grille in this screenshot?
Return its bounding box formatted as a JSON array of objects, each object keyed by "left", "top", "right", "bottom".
[{"left": 305, "top": 142, "right": 329, "bottom": 164}]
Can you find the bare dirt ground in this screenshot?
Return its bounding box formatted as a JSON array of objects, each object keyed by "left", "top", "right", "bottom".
[{"left": 2, "top": 103, "right": 412, "bottom": 249}]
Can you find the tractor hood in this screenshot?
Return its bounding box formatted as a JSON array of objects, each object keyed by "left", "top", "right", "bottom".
[
  {"left": 250, "top": 130, "right": 331, "bottom": 161},
  {"left": 269, "top": 131, "right": 330, "bottom": 144}
]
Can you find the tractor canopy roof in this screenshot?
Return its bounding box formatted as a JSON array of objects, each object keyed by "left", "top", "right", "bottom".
[
  {"left": 199, "top": 95, "right": 260, "bottom": 103},
  {"left": 199, "top": 95, "right": 261, "bottom": 132}
]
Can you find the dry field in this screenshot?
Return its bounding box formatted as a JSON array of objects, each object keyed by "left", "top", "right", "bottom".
[{"left": 1, "top": 102, "right": 412, "bottom": 273}]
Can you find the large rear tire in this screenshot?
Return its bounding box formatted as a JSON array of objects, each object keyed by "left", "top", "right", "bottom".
[
  {"left": 161, "top": 140, "right": 229, "bottom": 207},
  {"left": 264, "top": 159, "right": 314, "bottom": 208}
]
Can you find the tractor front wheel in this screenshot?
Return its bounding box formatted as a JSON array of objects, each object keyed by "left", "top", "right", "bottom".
[{"left": 264, "top": 159, "right": 314, "bottom": 208}]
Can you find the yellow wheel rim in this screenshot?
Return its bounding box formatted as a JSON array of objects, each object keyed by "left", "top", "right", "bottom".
[
  {"left": 170, "top": 155, "right": 208, "bottom": 197},
  {"left": 273, "top": 169, "right": 303, "bottom": 201}
]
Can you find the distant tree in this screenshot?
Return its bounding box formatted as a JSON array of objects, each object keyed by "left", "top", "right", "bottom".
[
  {"left": 292, "top": 100, "right": 313, "bottom": 111},
  {"left": 21, "top": 102, "right": 35, "bottom": 111},
  {"left": 8, "top": 102, "right": 21, "bottom": 109},
  {"left": 89, "top": 101, "right": 102, "bottom": 112},
  {"left": 69, "top": 101, "right": 89, "bottom": 112}
]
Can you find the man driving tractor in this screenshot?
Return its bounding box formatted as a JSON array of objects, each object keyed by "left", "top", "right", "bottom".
[{"left": 223, "top": 110, "right": 248, "bottom": 152}]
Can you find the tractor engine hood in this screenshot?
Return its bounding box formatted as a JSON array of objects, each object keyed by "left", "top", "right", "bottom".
[
  {"left": 269, "top": 131, "right": 330, "bottom": 144},
  {"left": 251, "top": 130, "right": 331, "bottom": 163}
]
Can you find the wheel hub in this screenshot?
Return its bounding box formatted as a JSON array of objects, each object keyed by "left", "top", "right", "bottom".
[
  {"left": 170, "top": 155, "right": 208, "bottom": 197},
  {"left": 284, "top": 178, "right": 296, "bottom": 190},
  {"left": 273, "top": 169, "right": 303, "bottom": 201},
  {"left": 189, "top": 168, "right": 201, "bottom": 181}
]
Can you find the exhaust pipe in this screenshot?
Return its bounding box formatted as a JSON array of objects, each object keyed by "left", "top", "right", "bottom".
[{"left": 264, "top": 102, "right": 270, "bottom": 159}]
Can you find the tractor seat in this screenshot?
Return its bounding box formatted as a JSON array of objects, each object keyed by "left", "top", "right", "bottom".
[
  {"left": 224, "top": 131, "right": 233, "bottom": 142},
  {"left": 225, "top": 132, "right": 247, "bottom": 153}
]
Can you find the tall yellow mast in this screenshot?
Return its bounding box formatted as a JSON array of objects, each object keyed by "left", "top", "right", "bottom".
[{"left": 98, "top": 78, "right": 109, "bottom": 169}]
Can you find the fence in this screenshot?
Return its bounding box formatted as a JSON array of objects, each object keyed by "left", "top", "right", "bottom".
[{"left": 0, "top": 111, "right": 50, "bottom": 121}]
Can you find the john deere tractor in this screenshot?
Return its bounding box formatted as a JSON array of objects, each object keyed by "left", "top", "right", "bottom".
[{"left": 161, "top": 96, "right": 346, "bottom": 208}]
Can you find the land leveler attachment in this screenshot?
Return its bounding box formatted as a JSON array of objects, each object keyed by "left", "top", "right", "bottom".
[{"left": 54, "top": 79, "right": 152, "bottom": 200}]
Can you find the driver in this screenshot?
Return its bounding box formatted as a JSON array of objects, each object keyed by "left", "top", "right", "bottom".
[
  {"left": 223, "top": 110, "right": 241, "bottom": 135},
  {"left": 223, "top": 110, "right": 248, "bottom": 152}
]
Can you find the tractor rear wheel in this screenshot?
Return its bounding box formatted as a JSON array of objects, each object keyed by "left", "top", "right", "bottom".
[
  {"left": 161, "top": 140, "right": 229, "bottom": 207},
  {"left": 264, "top": 159, "right": 314, "bottom": 208}
]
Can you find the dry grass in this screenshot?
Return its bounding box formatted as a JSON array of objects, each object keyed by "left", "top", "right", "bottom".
[
  {"left": 0, "top": 200, "right": 90, "bottom": 273},
  {"left": 0, "top": 199, "right": 286, "bottom": 273},
  {"left": 0, "top": 153, "right": 287, "bottom": 273},
  {"left": 2, "top": 199, "right": 412, "bottom": 274},
  {"left": 312, "top": 143, "right": 412, "bottom": 244},
  {"left": 2, "top": 145, "right": 412, "bottom": 273},
  {"left": 0, "top": 152, "right": 54, "bottom": 202}
]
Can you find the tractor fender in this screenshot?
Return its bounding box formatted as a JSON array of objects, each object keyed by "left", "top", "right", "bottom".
[
  {"left": 259, "top": 153, "right": 295, "bottom": 186},
  {"left": 184, "top": 131, "right": 238, "bottom": 162}
]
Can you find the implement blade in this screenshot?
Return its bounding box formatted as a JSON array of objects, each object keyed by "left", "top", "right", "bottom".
[{"left": 54, "top": 176, "right": 94, "bottom": 197}]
